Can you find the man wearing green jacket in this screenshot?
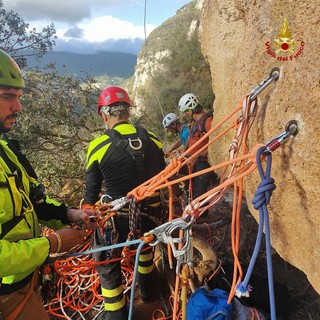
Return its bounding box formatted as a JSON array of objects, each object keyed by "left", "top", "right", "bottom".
[{"left": 0, "top": 50, "right": 94, "bottom": 319}]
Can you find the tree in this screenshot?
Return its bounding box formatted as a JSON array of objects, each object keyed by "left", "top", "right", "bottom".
[
  {"left": 10, "top": 65, "right": 102, "bottom": 205},
  {"left": 0, "top": 0, "right": 57, "bottom": 68}
]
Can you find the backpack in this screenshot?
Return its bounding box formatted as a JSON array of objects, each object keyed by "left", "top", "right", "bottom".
[
  {"left": 233, "top": 297, "right": 266, "bottom": 320},
  {"left": 187, "top": 286, "right": 233, "bottom": 320}
]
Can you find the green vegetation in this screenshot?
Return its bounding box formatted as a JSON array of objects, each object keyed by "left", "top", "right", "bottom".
[
  {"left": 0, "top": 0, "right": 214, "bottom": 205},
  {"left": 11, "top": 66, "right": 102, "bottom": 204},
  {"left": 131, "top": 1, "right": 215, "bottom": 144},
  {"left": 0, "top": 0, "right": 56, "bottom": 68}
]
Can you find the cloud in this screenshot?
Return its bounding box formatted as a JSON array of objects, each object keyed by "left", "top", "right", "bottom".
[
  {"left": 2, "top": 0, "right": 190, "bottom": 55},
  {"left": 54, "top": 37, "right": 144, "bottom": 55},
  {"left": 74, "top": 16, "right": 155, "bottom": 42},
  {"left": 3, "top": 0, "right": 154, "bottom": 54},
  {"left": 3, "top": 0, "right": 136, "bottom": 22},
  {"left": 4, "top": 0, "right": 90, "bottom": 22},
  {"left": 64, "top": 26, "right": 84, "bottom": 38},
  {"left": 52, "top": 15, "right": 155, "bottom": 54}
]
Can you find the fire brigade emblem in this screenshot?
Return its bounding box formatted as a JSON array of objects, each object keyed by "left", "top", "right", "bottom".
[{"left": 273, "top": 18, "right": 295, "bottom": 54}]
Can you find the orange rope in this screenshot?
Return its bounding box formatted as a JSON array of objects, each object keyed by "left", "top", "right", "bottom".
[{"left": 44, "top": 94, "right": 268, "bottom": 319}]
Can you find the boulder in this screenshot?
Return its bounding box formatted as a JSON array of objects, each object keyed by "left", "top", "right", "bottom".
[{"left": 201, "top": 0, "right": 320, "bottom": 293}]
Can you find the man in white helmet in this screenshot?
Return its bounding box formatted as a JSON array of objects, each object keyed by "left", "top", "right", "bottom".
[
  {"left": 162, "top": 112, "right": 189, "bottom": 156},
  {"left": 178, "top": 93, "right": 218, "bottom": 200}
]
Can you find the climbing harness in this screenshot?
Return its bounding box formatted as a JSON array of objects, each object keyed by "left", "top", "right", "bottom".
[{"left": 104, "top": 125, "right": 150, "bottom": 184}]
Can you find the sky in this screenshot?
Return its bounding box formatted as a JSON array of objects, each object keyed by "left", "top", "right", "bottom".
[{"left": 2, "top": 0, "right": 192, "bottom": 55}]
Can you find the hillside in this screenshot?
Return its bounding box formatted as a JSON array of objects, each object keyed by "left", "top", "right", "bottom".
[
  {"left": 27, "top": 51, "right": 137, "bottom": 79},
  {"left": 128, "top": 0, "right": 214, "bottom": 140}
]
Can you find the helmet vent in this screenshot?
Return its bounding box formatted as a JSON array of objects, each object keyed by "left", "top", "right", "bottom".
[
  {"left": 116, "top": 92, "right": 125, "bottom": 99},
  {"left": 10, "top": 72, "right": 17, "bottom": 79}
]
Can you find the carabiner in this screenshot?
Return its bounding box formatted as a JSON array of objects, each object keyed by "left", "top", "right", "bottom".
[{"left": 250, "top": 67, "right": 280, "bottom": 101}]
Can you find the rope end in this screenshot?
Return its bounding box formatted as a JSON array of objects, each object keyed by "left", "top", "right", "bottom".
[{"left": 235, "top": 283, "right": 252, "bottom": 298}]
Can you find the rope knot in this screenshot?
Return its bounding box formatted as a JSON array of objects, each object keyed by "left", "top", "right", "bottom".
[{"left": 252, "top": 177, "right": 276, "bottom": 210}]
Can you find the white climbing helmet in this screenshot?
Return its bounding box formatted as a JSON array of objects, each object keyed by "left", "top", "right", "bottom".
[
  {"left": 162, "top": 112, "right": 178, "bottom": 128},
  {"left": 178, "top": 93, "right": 199, "bottom": 112}
]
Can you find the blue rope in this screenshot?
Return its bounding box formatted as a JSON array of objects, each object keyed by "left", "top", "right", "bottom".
[
  {"left": 128, "top": 239, "right": 147, "bottom": 320},
  {"left": 236, "top": 146, "right": 277, "bottom": 320},
  {"left": 46, "top": 238, "right": 142, "bottom": 263}
]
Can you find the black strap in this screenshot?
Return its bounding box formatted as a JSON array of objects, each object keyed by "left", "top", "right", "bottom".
[
  {"left": 0, "top": 144, "right": 16, "bottom": 173},
  {"left": 0, "top": 144, "right": 24, "bottom": 196},
  {"left": 0, "top": 216, "right": 24, "bottom": 240},
  {"left": 201, "top": 110, "right": 213, "bottom": 133},
  {"left": 3, "top": 135, "right": 37, "bottom": 179},
  {"left": 105, "top": 126, "right": 150, "bottom": 184},
  {"left": 189, "top": 111, "right": 213, "bottom": 137}
]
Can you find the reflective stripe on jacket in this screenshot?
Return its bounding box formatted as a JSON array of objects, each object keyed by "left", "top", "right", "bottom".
[{"left": 0, "top": 140, "right": 67, "bottom": 285}]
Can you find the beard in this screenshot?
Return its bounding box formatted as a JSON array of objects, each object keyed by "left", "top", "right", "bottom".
[
  {"left": 0, "top": 121, "right": 11, "bottom": 133},
  {"left": 0, "top": 112, "right": 18, "bottom": 133}
]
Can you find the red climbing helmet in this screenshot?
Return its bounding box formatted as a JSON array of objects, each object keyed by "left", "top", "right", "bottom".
[{"left": 97, "top": 85, "right": 133, "bottom": 115}]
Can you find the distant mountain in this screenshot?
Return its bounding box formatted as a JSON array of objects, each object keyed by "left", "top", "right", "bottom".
[{"left": 27, "top": 51, "right": 137, "bottom": 79}]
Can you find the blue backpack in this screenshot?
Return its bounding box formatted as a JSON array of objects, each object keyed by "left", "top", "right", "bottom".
[{"left": 187, "top": 286, "right": 233, "bottom": 320}]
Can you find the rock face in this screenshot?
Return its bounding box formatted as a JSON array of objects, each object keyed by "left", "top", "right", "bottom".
[
  {"left": 201, "top": 0, "right": 320, "bottom": 293},
  {"left": 128, "top": 0, "right": 214, "bottom": 137}
]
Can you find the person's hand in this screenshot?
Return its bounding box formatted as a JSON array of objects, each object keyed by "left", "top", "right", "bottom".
[
  {"left": 67, "top": 208, "right": 97, "bottom": 229},
  {"left": 46, "top": 228, "right": 90, "bottom": 253}
]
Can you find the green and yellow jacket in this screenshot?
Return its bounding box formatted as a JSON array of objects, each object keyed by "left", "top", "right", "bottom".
[{"left": 0, "top": 139, "right": 69, "bottom": 293}]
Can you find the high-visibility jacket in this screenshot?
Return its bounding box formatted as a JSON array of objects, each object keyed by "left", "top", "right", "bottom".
[
  {"left": 0, "top": 139, "right": 69, "bottom": 290},
  {"left": 84, "top": 122, "right": 166, "bottom": 205}
]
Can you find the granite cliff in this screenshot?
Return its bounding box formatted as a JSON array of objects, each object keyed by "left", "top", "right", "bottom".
[{"left": 201, "top": 0, "right": 320, "bottom": 293}]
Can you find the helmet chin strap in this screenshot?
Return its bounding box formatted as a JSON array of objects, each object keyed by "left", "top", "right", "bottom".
[{"left": 174, "top": 121, "right": 179, "bottom": 133}]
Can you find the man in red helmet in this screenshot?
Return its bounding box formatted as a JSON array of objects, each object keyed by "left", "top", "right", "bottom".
[{"left": 84, "top": 85, "right": 166, "bottom": 319}]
